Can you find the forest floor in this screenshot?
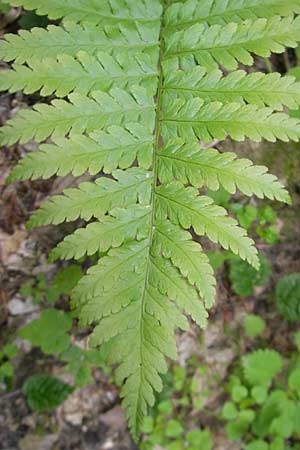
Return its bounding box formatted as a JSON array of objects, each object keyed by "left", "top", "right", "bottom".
[{"left": 0, "top": 9, "right": 300, "bottom": 450}]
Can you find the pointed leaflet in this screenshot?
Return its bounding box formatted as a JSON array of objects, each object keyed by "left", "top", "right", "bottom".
[
  {"left": 164, "top": 16, "right": 300, "bottom": 70},
  {"left": 155, "top": 182, "right": 259, "bottom": 268},
  {"left": 163, "top": 65, "right": 300, "bottom": 110},
  {"left": 161, "top": 97, "right": 300, "bottom": 143},
  {"left": 0, "top": 87, "right": 155, "bottom": 145},
  {"left": 8, "top": 124, "right": 154, "bottom": 182},
  {"left": 153, "top": 220, "right": 216, "bottom": 308},
  {"left": 28, "top": 168, "right": 152, "bottom": 227},
  {"left": 0, "top": 22, "right": 160, "bottom": 64},
  {"left": 2, "top": 0, "right": 162, "bottom": 24},
  {"left": 0, "top": 52, "right": 158, "bottom": 97},
  {"left": 164, "top": 0, "right": 300, "bottom": 29},
  {"left": 158, "top": 140, "right": 291, "bottom": 203},
  {"left": 50, "top": 206, "right": 151, "bottom": 261}
]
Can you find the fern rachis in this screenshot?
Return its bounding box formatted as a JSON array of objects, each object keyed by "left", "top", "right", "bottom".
[{"left": 1, "top": 0, "right": 299, "bottom": 439}]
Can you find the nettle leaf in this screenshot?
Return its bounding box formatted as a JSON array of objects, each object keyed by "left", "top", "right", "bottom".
[
  {"left": 1, "top": 0, "right": 299, "bottom": 440},
  {"left": 23, "top": 375, "right": 74, "bottom": 411}
]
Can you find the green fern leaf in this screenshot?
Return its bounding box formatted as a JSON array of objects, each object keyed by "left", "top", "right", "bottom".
[
  {"left": 163, "top": 66, "right": 300, "bottom": 110},
  {"left": 162, "top": 98, "right": 300, "bottom": 143},
  {"left": 2, "top": 0, "right": 162, "bottom": 24},
  {"left": 50, "top": 205, "right": 151, "bottom": 260},
  {"left": 158, "top": 140, "right": 291, "bottom": 203},
  {"left": 164, "top": 16, "right": 300, "bottom": 70},
  {"left": 0, "top": 22, "right": 160, "bottom": 64},
  {"left": 155, "top": 182, "right": 259, "bottom": 268},
  {"left": 152, "top": 220, "right": 216, "bottom": 307},
  {"left": 0, "top": 52, "right": 158, "bottom": 97},
  {"left": 28, "top": 168, "right": 152, "bottom": 227},
  {"left": 0, "top": 87, "right": 154, "bottom": 145},
  {"left": 165, "top": 0, "right": 300, "bottom": 29},
  {"left": 8, "top": 124, "right": 153, "bottom": 181},
  {"left": 2, "top": 0, "right": 299, "bottom": 439}
]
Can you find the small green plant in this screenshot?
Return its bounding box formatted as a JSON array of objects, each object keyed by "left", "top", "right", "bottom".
[
  {"left": 230, "top": 204, "right": 280, "bottom": 245},
  {"left": 18, "top": 307, "right": 108, "bottom": 388},
  {"left": 140, "top": 360, "right": 213, "bottom": 450},
  {"left": 23, "top": 374, "right": 74, "bottom": 411},
  {"left": 276, "top": 273, "right": 300, "bottom": 322},
  {"left": 208, "top": 249, "right": 272, "bottom": 298},
  {"left": 19, "top": 264, "right": 82, "bottom": 304},
  {"left": 229, "top": 253, "right": 272, "bottom": 297},
  {"left": 141, "top": 400, "right": 212, "bottom": 450},
  {"left": 222, "top": 349, "right": 300, "bottom": 449},
  {"left": 0, "top": 343, "right": 18, "bottom": 391},
  {"left": 19, "top": 308, "right": 73, "bottom": 354},
  {"left": 244, "top": 315, "right": 266, "bottom": 339}
]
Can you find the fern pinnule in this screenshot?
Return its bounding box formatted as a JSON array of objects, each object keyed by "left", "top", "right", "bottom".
[
  {"left": 164, "top": 0, "right": 300, "bottom": 28},
  {"left": 0, "top": 52, "right": 158, "bottom": 97},
  {"left": 1, "top": 0, "right": 163, "bottom": 25}
]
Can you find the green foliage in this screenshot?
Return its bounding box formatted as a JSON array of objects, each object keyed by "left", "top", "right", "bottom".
[
  {"left": 243, "top": 350, "right": 283, "bottom": 387},
  {"left": 0, "top": 1, "right": 10, "bottom": 12},
  {"left": 256, "top": 206, "right": 280, "bottom": 244},
  {"left": 244, "top": 315, "right": 266, "bottom": 338},
  {"left": 276, "top": 273, "right": 300, "bottom": 322},
  {"left": 223, "top": 348, "right": 300, "bottom": 449},
  {"left": 60, "top": 345, "right": 108, "bottom": 388},
  {"left": 47, "top": 265, "right": 83, "bottom": 302},
  {"left": 23, "top": 374, "right": 74, "bottom": 411},
  {"left": 17, "top": 266, "right": 109, "bottom": 391},
  {"left": 1, "top": 0, "right": 299, "bottom": 438},
  {"left": 230, "top": 204, "right": 280, "bottom": 244},
  {"left": 229, "top": 253, "right": 272, "bottom": 297},
  {"left": 19, "top": 265, "right": 82, "bottom": 303},
  {"left": 19, "top": 273, "right": 47, "bottom": 303},
  {"left": 0, "top": 343, "right": 18, "bottom": 390},
  {"left": 140, "top": 360, "right": 213, "bottom": 449},
  {"left": 19, "top": 309, "right": 72, "bottom": 354}
]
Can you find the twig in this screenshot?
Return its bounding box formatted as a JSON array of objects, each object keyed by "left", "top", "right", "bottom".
[{"left": 0, "top": 388, "right": 22, "bottom": 401}]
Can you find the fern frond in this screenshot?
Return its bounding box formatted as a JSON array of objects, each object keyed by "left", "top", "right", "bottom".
[
  {"left": 162, "top": 97, "right": 300, "bottom": 143},
  {"left": 2, "top": 0, "right": 299, "bottom": 439},
  {"left": 158, "top": 140, "right": 291, "bottom": 203},
  {"left": 164, "top": 16, "right": 300, "bottom": 70},
  {"left": 163, "top": 66, "right": 300, "bottom": 110},
  {"left": 50, "top": 206, "right": 151, "bottom": 261},
  {"left": 28, "top": 168, "right": 152, "bottom": 227},
  {"left": 2, "top": 0, "right": 162, "bottom": 25},
  {"left": 0, "top": 52, "right": 158, "bottom": 97},
  {"left": 8, "top": 124, "right": 153, "bottom": 181},
  {"left": 0, "top": 87, "right": 155, "bottom": 145},
  {"left": 0, "top": 22, "right": 160, "bottom": 64},
  {"left": 155, "top": 182, "right": 259, "bottom": 268},
  {"left": 165, "top": 0, "right": 300, "bottom": 29},
  {"left": 71, "top": 238, "right": 198, "bottom": 437}
]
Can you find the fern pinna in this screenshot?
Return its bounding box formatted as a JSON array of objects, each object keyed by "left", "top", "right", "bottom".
[{"left": 1, "top": 0, "right": 300, "bottom": 439}]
